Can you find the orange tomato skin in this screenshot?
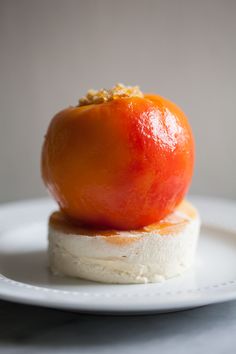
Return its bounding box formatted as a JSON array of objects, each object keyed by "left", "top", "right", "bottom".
[{"left": 41, "top": 95, "right": 194, "bottom": 230}]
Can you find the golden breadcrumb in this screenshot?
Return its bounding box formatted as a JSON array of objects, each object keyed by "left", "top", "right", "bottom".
[{"left": 78, "top": 83, "right": 143, "bottom": 106}]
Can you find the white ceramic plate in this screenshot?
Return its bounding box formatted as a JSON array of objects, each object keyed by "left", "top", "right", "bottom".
[{"left": 0, "top": 196, "right": 236, "bottom": 314}]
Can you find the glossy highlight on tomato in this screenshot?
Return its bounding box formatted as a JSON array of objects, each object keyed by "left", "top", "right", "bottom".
[{"left": 41, "top": 94, "right": 194, "bottom": 230}]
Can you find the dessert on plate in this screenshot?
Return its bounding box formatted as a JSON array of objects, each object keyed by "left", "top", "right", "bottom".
[{"left": 41, "top": 83, "right": 200, "bottom": 284}]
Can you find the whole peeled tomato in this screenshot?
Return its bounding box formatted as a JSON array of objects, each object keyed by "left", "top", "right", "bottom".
[{"left": 41, "top": 87, "right": 194, "bottom": 230}]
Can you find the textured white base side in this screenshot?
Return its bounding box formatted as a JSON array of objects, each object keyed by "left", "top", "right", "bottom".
[{"left": 48, "top": 211, "right": 200, "bottom": 284}]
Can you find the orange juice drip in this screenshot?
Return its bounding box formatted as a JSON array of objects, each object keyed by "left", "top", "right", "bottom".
[{"left": 50, "top": 199, "right": 196, "bottom": 243}]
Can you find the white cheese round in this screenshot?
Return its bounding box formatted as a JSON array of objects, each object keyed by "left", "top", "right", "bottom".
[{"left": 48, "top": 200, "right": 200, "bottom": 284}]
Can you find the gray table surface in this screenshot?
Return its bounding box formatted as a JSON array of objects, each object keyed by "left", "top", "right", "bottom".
[{"left": 1, "top": 299, "right": 236, "bottom": 354}]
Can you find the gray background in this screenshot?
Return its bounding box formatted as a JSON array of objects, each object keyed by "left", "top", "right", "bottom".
[
  {"left": 1, "top": 299, "right": 236, "bottom": 354},
  {"left": 1, "top": 0, "right": 235, "bottom": 203}
]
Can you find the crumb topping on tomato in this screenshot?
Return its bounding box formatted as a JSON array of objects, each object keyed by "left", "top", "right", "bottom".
[{"left": 79, "top": 83, "right": 143, "bottom": 106}]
